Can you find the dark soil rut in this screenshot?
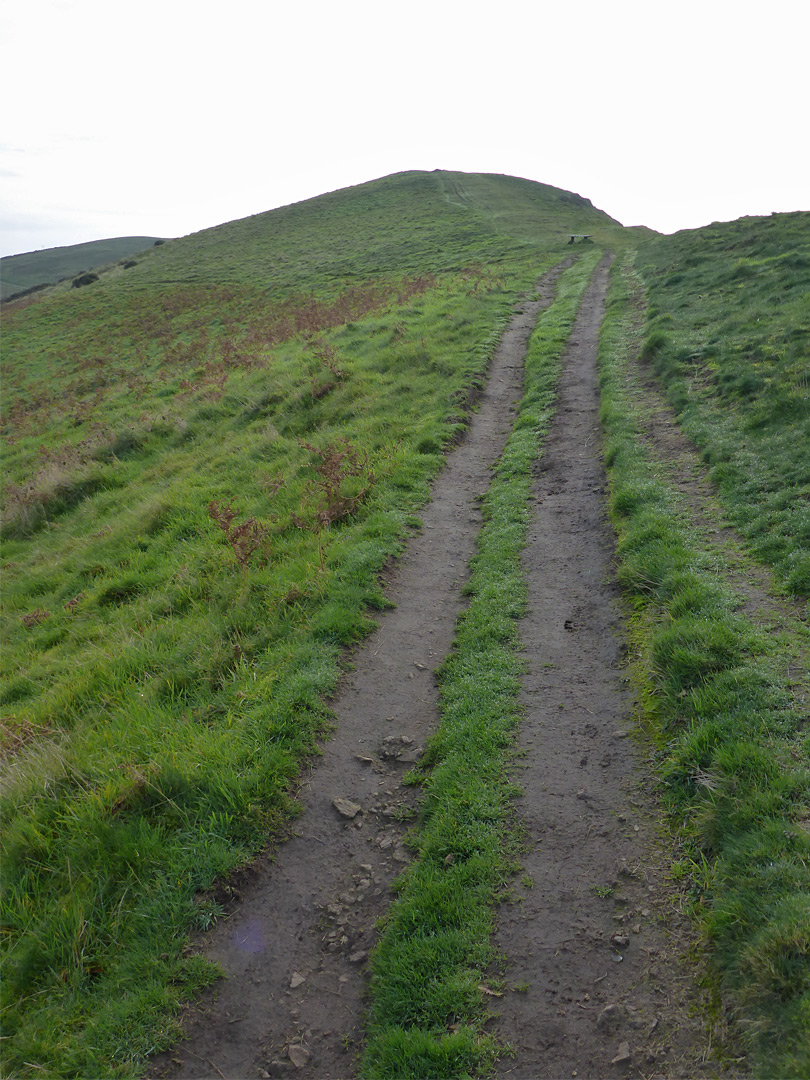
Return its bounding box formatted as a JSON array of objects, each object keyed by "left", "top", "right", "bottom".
[
  {"left": 491, "top": 259, "right": 716, "bottom": 1079},
  {"left": 151, "top": 266, "right": 568, "bottom": 1080}
]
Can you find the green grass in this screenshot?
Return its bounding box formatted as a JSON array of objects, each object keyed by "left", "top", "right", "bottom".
[
  {"left": 598, "top": 252, "right": 810, "bottom": 1079},
  {"left": 361, "top": 251, "right": 602, "bottom": 1078},
  {"left": 0, "top": 237, "right": 165, "bottom": 300},
  {"left": 7, "top": 169, "right": 806, "bottom": 1077},
  {"left": 634, "top": 212, "right": 810, "bottom": 600},
  {"left": 0, "top": 171, "right": 613, "bottom": 1077}
]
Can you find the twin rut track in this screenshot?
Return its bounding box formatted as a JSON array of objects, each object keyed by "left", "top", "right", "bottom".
[{"left": 152, "top": 257, "right": 714, "bottom": 1079}]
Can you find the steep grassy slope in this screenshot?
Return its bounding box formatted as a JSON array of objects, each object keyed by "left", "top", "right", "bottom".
[
  {"left": 0, "top": 171, "right": 616, "bottom": 1077},
  {"left": 0, "top": 237, "right": 165, "bottom": 300},
  {"left": 634, "top": 212, "right": 810, "bottom": 598}
]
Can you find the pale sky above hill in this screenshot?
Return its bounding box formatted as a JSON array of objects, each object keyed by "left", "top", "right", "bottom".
[{"left": 1, "top": 0, "right": 808, "bottom": 257}]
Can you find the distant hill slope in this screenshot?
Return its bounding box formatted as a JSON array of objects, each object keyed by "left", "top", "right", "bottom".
[
  {"left": 108, "top": 170, "right": 634, "bottom": 293},
  {"left": 0, "top": 236, "right": 166, "bottom": 300}
]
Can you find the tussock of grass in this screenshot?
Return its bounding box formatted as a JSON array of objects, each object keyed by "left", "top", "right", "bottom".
[
  {"left": 598, "top": 253, "right": 810, "bottom": 1078},
  {"left": 362, "top": 253, "right": 601, "bottom": 1078}
]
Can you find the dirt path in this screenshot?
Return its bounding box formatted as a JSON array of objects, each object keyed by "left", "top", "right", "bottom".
[
  {"left": 150, "top": 266, "right": 569, "bottom": 1080},
  {"left": 490, "top": 258, "right": 718, "bottom": 1079}
]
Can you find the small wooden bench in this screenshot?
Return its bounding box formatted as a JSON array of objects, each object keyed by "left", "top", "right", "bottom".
[{"left": 568, "top": 234, "right": 593, "bottom": 244}]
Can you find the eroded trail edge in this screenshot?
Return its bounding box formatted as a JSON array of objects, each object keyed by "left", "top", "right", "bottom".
[
  {"left": 492, "top": 258, "right": 713, "bottom": 1079},
  {"left": 152, "top": 266, "right": 568, "bottom": 1080}
]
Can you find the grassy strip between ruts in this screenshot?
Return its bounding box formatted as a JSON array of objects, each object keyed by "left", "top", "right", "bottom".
[
  {"left": 597, "top": 253, "right": 810, "bottom": 1078},
  {"left": 361, "top": 250, "right": 602, "bottom": 1078}
]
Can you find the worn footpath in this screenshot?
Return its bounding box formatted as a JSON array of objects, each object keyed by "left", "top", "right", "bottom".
[{"left": 150, "top": 266, "right": 568, "bottom": 1080}]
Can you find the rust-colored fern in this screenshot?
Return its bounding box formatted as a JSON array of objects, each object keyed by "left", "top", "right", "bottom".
[
  {"left": 207, "top": 500, "right": 270, "bottom": 571},
  {"left": 293, "top": 439, "right": 375, "bottom": 529}
]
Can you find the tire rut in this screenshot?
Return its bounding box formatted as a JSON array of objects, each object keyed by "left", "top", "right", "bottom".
[
  {"left": 150, "top": 263, "right": 569, "bottom": 1080},
  {"left": 491, "top": 257, "right": 719, "bottom": 1079}
]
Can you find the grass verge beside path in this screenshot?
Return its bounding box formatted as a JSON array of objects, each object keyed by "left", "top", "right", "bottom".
[
  {"left": 633, "top": 215, "right": 810, "bottom": 599},
  {"left": 598, "top": 254, "right": 810, "bottom": 1078},
  {"left": 361, "top": 251, "right": 602, "bottom": 1078},
  {"left": 0, "top": 267, "right": 548, "bottom": 1078}
]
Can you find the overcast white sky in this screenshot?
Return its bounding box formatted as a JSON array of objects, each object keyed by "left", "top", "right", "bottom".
[{"left": 2, "top": 0, "right": 808, "bottom": 258}]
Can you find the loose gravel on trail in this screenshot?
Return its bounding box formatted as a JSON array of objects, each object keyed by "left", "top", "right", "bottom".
[{"left": 152, "top": 259, "right": 718, "bottom": 1080}]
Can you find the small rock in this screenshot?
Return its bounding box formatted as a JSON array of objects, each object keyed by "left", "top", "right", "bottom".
[
  {"left": 393, "top": 845, "right": 410, "bottom": 863},
  {"left": 333, "top": 797, "right": 362, "bottom": 819},
  {"left": 289, "top": 971, "right": 306, "bottom": 989},
  {"left": 611, "top": 1041, "right": 632, "bottom": 1065},
  {"left": 355, "top": 754, "right": 374, "bottom": 765},
  {"left": 611, "top": 934, "right": 630, "bottom": 949},
  {"left": 413, "top": 662, "right": 427, "bottom": 670},
  {"left": 632, "top": 924, "right": 641, "bottom": 934},
  {"left": 265, "top": 1061, "right": 295, "bottom": 1078},
  {"left": 444, "top": 853, "right": 456, "bottom": 866},
  {"left": 348, "top": 950, "right": 368, "bottom": 964},
  {"left": 596, "top": 1003, "right": 622, "bottom": 1030},
  {"left": 287, "top": 1044, "right": 310, "bottom": 1068}
]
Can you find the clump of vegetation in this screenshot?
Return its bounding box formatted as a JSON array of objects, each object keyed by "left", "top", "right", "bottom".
[
  {"left": 71, "top": 271, "right": 99, "bottom": 287},
  {"left": 207, "top": 500, "right": 271, "bottom": 571},
  {"left": 293, "top": 439, "right": 375, "bottom": 529}
]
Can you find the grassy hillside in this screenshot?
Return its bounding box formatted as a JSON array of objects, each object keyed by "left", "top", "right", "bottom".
[
  {"left": 0, "top": 237, "right": 165, "bottom": 300},
  {"left": 602, "top": 235, "right": 810, "bottom": 1077},
  {"left": 3, "top": 172, "right": 807, "bottom": 1078},
  {"left": 0, "top": 171, "right": 617, "bottom": 1077},
  {"left": 634, "top": 212, "right": 810, "bottom": 598}
]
